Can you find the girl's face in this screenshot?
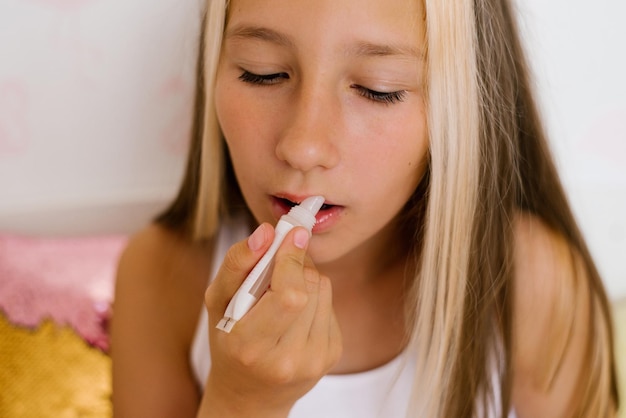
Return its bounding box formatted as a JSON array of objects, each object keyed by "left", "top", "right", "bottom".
[{"left": 215, "top": 0, "right": 428, "bottom": 267}]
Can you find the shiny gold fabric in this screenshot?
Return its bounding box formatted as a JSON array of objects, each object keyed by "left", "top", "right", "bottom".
[{"left": 0, "top": 314, "right": 111, "bottom": 418}]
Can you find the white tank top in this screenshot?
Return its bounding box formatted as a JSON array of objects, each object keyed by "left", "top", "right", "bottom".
[{"left": 190, "top": 218, "right": 516, "bottom": 418}]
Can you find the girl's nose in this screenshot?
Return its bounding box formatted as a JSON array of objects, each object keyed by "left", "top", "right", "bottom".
[{"left": 275, "top": 88, "right": 340, "bottom": 172}]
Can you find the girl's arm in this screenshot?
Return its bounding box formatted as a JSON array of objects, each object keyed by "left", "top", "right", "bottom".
[
  {"left": 511, "top": 213, "right": 616, "bottom": 417},
  {"left": 111, "top": 225, "right": 212, "bottom": 418}
]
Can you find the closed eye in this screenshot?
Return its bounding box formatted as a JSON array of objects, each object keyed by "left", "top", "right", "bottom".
[
  {"left": 351, "top": 84, "right": 407, "bottom": 104},
  {"left": 239, "top": 70, "right": 289, "bottom": 85}
]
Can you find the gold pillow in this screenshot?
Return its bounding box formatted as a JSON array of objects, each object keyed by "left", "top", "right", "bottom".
[{"left": 0, "top": 315, "right": 112, "bottom": 418}]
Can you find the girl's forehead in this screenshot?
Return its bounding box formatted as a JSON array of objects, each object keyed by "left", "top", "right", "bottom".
[
  {"left": 225, "top": 0, "right": 424, "bottom": 28},
  {"left": 227, "top": 0, "right": 423, "bottom": 17},
  {"left": 224, "top": 0, "right": 426, "bottom": 51}
]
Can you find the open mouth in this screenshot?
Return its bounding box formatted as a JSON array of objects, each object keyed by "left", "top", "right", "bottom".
[
  {"left": 273, "top": 195, "right": 342, "bottom": 232},
  {"left": 278, "top": 197, "right": 333, "bottom": 211}
]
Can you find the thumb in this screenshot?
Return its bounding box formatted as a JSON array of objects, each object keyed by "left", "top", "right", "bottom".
[{"left": 266, "top": 226, "right": 311, "bottom": 296}]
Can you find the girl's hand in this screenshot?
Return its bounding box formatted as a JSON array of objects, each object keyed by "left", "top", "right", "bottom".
[{"left": 200, "top": 223, "right": 343, "bottom": 418}]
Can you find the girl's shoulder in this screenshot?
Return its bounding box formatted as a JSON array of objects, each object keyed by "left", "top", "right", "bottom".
[
  {"left": 117, "top": 223, "right": 213, "bottom": 296},
  {"left": 112, "top": 224, "right": 215, "bottom": 415},
  {"left": 510, "top": 212, "right": 592, "bottom": 416},
  {"left": 114, "top": 223, "right": 214, "bottom": 344},
  {"left": 512, "top": 211, "right": 584, "bottom": 300}
]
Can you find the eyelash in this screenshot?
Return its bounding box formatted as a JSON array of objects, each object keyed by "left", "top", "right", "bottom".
[
  {"left": 351, "top": 85, "right": 407, "bottom": 104},
  {"left": 238, "top": 70, "right": 407, "bottom": 104},
  {"left": 238, "top": 70, "right": 288, "bottom": 85}
]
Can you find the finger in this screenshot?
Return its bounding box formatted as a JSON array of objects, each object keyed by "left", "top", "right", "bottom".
[
  {"left": 268, "top": 260, "right": 341, "bottom": 377},
  {"left": 306, "top": 273, "right": 332, "bottom": 341},
  {"left": 326, "top": 305, "right": 343, "bottom": 369},
  {"left": 205, "top": 223, "right": 274, "bottom": 322},
  {"left": 269, "top": 227, "right": 310, "bottom": 294},
  {"left": 238, "top": 227, "right": 311, "bottom": 337},
  {"left": 277, "top": 257, "right": 322, "bottom": 345},
  {"left": 291, "top": 272, "right": 342, "bottom": 376}
]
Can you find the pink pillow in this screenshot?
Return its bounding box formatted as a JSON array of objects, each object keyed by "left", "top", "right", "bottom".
[{"left": 0, "top": 234, "right": 127, "bottom": 351}]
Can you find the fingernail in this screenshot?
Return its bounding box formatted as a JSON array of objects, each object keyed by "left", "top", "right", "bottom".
[
  {"left": 293, "top": 228, "right": 310, "bottom": 249},
  {"left": 248, "top": 224, "right": 266, "bottom": 251}
]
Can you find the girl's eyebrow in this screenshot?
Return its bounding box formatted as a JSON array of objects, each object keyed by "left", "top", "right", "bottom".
[
  {"left": 348, "top": 41, "right": 424, "bottom": 60},
  {"left": 225, "top": 24, "right": 423, "bottom": 60},
  {"left": 225, "top": 25, "right": 295, "bottom": 49}
]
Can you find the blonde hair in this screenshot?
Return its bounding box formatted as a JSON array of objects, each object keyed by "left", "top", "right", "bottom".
[
  {"left": 408, "top": 0, "right": 619, "bottom": 416},
  {"left": 156, "top": 0, "right": 619, "bottom": 416},
  {"left": 408, "top": 0, "right": 481, "bottom": 415},
  {"left": 194, "top": 0, "right": 228, "bottom": 238}
]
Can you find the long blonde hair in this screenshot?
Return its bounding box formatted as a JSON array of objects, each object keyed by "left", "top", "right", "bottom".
[
  {"left": 408, "top": 0, "right": 619, "bottom": 416},
  {"left": 156, "top": 0, "right": 619, "bottom": 416}
]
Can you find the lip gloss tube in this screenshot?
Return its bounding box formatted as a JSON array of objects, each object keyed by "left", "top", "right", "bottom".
[{"left": 216, "top": 195, "right": 325, "bottom": 333}]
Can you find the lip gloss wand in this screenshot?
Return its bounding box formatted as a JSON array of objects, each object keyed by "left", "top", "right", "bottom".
[{"left": 216, "top": 195, "right": 325, "bottom": 333}]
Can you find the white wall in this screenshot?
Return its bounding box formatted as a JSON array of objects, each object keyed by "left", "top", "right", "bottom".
[
  {"left": 0, "top": 0, "right": 624, "bottom": 298},
  {"left": 0, "top": 0, "right": 201, "bottom": 235},
  {"left": 516, "top": 0, "right": 626, "bottom": 299}
]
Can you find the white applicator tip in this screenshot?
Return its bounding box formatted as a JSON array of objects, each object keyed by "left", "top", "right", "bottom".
[{"left": 299, "top": 195, "right": 325, "bottom": 214}]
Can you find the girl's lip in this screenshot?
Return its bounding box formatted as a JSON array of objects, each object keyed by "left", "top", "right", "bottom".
[
  {"left": 270, "top": 195, "right": 343, "bottom": 233},
  {"left": 311, "top": 204, "right": 343, "bottom": 233}
]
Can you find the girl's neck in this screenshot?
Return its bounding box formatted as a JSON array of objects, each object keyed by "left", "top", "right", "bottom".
[
  {"left": 317, "top": 222, "right": 416, "bottom": 374},
  {"left": 328, "top": 255, "right": 412, "bottom": 374}
]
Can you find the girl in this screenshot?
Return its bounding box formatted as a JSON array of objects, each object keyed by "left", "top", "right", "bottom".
[{"left": 111, "top": 0, "right": 620, "bottom": 416}]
